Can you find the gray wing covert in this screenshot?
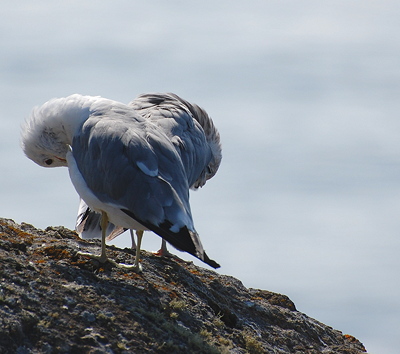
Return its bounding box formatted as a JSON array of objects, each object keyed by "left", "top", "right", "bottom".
[
  {"left": 71, "top": 104, "right": 220, "bottom": 268},
  {"left": 129, "top": 93, "right": 213, "bottom": 188},
  {"left": 71, "top": 111, "right": 220, "bottom": 268},
  {"left": 72, "top": 114, "right": 191, "bottom": 229}
]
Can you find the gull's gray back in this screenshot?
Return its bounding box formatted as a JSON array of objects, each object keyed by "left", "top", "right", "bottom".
[
  {"left": 76, "top": 94, "right": 222, "bottom": 255},
  {"left": 72, "top": 101, "right": 194, "bottom": 232},
  {"left": 129, "top": 93, "right": 222, "bottom": 189}
]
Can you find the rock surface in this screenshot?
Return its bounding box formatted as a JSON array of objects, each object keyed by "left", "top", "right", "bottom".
[{"left": 0, "top": 218, "right": 367, "bottom": 354}]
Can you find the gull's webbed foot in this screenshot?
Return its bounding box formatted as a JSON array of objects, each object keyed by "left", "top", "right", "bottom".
[
  {"left": 77, "top": 251, "right": 108, "bottom": 264},
  {"left": 152, "top": 239, "right": 173, "bottom": 257},
  {"left": 77, "top": 251, "right": 142, "bottom": 273},
  {"left": 153, "top": 248, "right": 174, "bottom": 257},
  {"left": 114, "top": 261, "right": 142, "bottom": 273}
]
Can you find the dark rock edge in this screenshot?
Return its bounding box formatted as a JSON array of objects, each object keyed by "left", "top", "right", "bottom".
[{"left": 0, "top": 218, "right": 367, "bottom": 354}]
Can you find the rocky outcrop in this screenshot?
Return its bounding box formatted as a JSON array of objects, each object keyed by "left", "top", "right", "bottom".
[{"left": 0, "top": 218, "right": 366, "bottom": 353}]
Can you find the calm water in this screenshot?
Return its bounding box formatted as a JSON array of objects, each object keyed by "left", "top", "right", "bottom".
[{"left": 2, "top": 1, "right": 400, "bottom": 352}]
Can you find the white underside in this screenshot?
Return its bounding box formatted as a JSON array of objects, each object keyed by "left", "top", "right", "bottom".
[{"left": 66, "top": 151, "right": 148, "bottom": 231}]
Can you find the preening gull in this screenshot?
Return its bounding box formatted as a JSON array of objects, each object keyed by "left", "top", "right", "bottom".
[
  {"left": 76, "top": 93, "right": 222, "bottom": 258},
  {"left": 21, "top": 93, "right": 221, "bottom": 271}
]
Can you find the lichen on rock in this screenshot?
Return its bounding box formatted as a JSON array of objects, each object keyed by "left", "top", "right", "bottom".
[{"left": 0, "top": 218, "right": 366, "bottom": 353}]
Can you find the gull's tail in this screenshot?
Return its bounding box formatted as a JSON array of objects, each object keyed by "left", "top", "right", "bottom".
[
  {"left": 76, "top": 199, "right": 126, "bottom": 240},
  {"left": 122, "top": 209, "right": 220, "bottom": 269}
]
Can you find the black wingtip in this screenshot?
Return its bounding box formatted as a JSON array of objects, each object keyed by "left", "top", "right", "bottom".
[
  {"left": 203, "top": 253, "right": 221, "bottom": 269},
  {"left": 121, "top": 209, "right": 220, "bottom": 269}
]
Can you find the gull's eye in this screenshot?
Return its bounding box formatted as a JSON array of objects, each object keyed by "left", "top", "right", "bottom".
[{"left": 44, "top": 158, "right": 53, "bottom": 165}]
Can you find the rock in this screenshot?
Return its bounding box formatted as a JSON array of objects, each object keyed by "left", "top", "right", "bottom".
[{"left": 0, "top": 218, "right": 367, "bottom": 353}]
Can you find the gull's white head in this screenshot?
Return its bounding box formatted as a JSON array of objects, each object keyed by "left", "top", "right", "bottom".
[
  {"left": 21, "top": 106, "right": 69, "bottom": 167},
  {"left": 21, "top": 94, "right": 94, "bottom": 168}
]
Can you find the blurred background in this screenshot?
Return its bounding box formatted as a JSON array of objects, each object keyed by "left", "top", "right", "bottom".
[{"left": 1, "top": 1, "right": 400, "bottom": 352}]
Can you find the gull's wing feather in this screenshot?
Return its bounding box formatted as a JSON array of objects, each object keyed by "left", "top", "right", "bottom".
[
  {"left": 129, "top": 93, "right": 221, "bottom": 189},
  {"left": 72, "top": 106, "right": 219, "bottom": 268}
]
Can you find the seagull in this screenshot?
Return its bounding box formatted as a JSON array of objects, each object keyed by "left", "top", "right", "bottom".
[
  {"left": 21, "top": 93, "right": 221, "bottom": 271},
  {"left": 76, "top": 93, "right": 222, "bottom": 258}
]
